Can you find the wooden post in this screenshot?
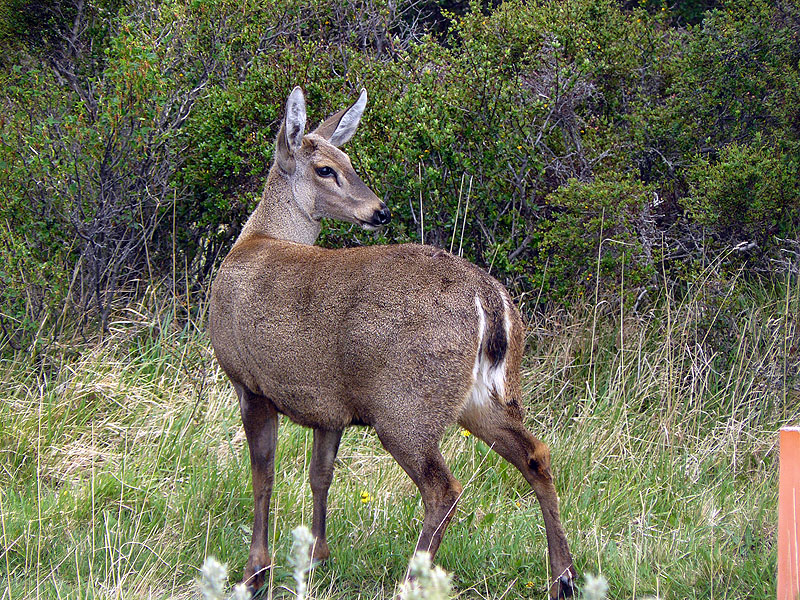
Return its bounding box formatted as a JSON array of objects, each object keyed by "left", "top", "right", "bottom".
[{"left": 779, "top": 426, "right": 800, "bottom": 600}]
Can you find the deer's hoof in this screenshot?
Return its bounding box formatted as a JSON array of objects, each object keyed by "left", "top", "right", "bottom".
[
  {"left": 311, "top": 538, "right": 330, "bottom": 565},
  {"left": 556, "top": 574, "right": 575, "bottom": 598},
  {"left": 243, "top": 562, "right": 271, "bottom": 595}
]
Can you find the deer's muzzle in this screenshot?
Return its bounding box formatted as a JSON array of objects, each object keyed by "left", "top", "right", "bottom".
[{"left": 361, "top": 203, "right": 391, "bottom": 229}]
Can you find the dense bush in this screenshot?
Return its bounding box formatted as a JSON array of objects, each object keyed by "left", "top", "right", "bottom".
[
  {"left": 539, "top": 174, "right": 657, "bottom": 304},
  {"left": 686, "top": 140, "right": 800, "bottom": 245},
  {"left": 176, "top": 0, "right": 667, "bottom": 297},
  {"left": 643, "top": 0, "right": 800, "bottom": 278},
  {"left": 1, "top": 0, "right": 798, "bottom": 351},
  {"left": 1, "top": 0, "right": 248, "bottom": 336}
]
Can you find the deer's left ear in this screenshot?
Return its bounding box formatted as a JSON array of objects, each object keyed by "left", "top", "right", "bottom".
[{"left": 312, "top": 89, "right": 367, "bottom": 147}]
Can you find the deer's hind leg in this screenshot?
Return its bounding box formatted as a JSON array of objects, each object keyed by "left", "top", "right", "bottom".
[
  {"left": 374, "top": 423, "right": 463, "bottom": 560},
  {"left": 237, "top": 384, "right": 279, "bottom": 592},
  {"left": 309, "top": 428, "right": 343, "bottom": 563},
  {"left": 459, "top": 408, "right": 575, "bottom": 599}
]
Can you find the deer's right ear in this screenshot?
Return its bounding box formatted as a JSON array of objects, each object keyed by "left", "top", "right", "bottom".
[
  {"left": 276, "top": 86, "right": 307, "bottom": 173},
  {"left": 312, "top": 88, "right": 367, "bottom": 147}
]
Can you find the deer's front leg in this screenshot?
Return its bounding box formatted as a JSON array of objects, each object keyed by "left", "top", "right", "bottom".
[
  {"left": 237, "top": 385, "right": 279, "bottom": 592},
  {"left": 309, "top": 428, "right": 343, "bottom": 563}
]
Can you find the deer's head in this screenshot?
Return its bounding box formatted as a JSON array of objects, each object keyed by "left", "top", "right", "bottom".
[{"left": 275, "top": 87, "right": 391, "bottom": 231}]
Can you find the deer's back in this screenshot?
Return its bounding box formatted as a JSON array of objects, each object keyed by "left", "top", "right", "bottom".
[{"left": 209, "top": 235, "right": 522, "bottom": 430}]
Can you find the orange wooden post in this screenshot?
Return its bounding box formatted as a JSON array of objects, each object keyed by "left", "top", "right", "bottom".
[{"left": 779, "top": 426, "right": 800, "bottom": 600}]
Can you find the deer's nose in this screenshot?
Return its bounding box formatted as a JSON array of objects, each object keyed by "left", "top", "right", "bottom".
[{"left": 374, "top": 204, "right": 392, "bottom": 225}]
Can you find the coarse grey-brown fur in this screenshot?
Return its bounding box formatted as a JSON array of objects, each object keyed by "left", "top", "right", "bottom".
[{"left": 208, "top": 87, "right": 576, "bottom": 599}]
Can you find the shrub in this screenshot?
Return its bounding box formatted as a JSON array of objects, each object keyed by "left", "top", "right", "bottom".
[
  {"left": 2, "top": 0, "right": 798, "bottom": 343},
  {"left": 685, "top": 140, "right": 800, "bottom": 248},
  {"left": 539, "top": 174, "right": 657, "bottom": 305}
]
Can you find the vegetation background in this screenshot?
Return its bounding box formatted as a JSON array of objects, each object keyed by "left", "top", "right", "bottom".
[{"left": 0, "top": 0, "right": 798, "bottom": 598}]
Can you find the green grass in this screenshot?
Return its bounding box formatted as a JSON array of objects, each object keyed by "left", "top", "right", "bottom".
[{"left": 1, "top": 280, "right": 797, "bottom": 600}]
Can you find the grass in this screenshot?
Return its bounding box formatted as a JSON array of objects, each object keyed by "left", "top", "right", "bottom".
[{"left": 0, "top": 277, "right": 797, "bottom": 600}]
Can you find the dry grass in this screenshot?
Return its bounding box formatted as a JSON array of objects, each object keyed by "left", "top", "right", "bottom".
[{"left": 0, "top": 276, "right": 797, "bottom": 599}]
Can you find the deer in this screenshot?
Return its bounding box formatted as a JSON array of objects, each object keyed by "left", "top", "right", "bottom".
[{"left": 208, "top": 86, "right": 576, "bottom": 599}]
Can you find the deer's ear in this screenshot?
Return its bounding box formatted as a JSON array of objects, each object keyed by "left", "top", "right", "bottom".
[
  {"left": 285, "top": 86, "right": 307, "bottom": 149},
  {"left": 276, "top": 86, "right": 307, "bottom": 173},
  {"left": 312, "top": 88, "right": 367, "bottom": 147}
]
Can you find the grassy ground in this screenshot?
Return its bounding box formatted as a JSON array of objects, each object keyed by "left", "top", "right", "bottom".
[{"left": 1, "top": 280, "right": 797, "bottom": 600}]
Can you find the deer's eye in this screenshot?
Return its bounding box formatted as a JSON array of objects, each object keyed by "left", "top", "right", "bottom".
[{"left": 315, "top": 166, "right": 336, "bottom": 178}]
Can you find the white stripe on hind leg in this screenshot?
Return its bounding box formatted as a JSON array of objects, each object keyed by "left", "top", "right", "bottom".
[{"left": 465, "top": 294, "right": 507, "bottom": 413}]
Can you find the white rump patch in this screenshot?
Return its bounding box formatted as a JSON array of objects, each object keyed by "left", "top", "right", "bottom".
[{"left": 465, "top": 294, "right": 508, "bottom": 412}]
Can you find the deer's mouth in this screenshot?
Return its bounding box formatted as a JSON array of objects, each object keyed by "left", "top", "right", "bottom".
[{"left": 358, "top": 220, "right": 380, "bottom": 231}]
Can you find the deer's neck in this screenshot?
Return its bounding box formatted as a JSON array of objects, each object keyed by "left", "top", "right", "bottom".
[{"left": 237, "top": 168, "right": 321, "bottom": 245}]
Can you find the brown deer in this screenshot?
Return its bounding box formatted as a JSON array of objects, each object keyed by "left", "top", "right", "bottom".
[{"left": 209, "top": 87, "right": 576, "bottom": 598}]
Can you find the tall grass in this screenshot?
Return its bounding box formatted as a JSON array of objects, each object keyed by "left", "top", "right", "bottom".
[{"left": 0, "top": 275, "right": 796, "bottom": 599}]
